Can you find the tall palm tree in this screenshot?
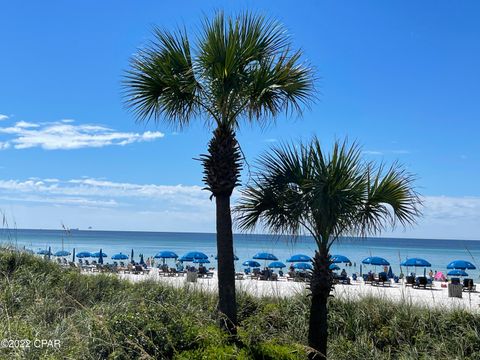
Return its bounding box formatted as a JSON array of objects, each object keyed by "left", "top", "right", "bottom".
[
  {"left": 236, "top": 138, "right": 421, "bottom": 358},
  {"left": 123, "top": 12, "right": 314, "bottom": 333}
]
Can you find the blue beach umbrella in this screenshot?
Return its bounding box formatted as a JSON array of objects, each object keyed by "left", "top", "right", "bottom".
[
  {"left": 72, "top": 248, "right": 75, "bottom": 262},
  {"left": 362, "top": 257, "right": 390, "bottom": 266},
  {"left": 447, "top": 269, "right": 468, "bottom": 277},
  {"left": 111, "top": 253, "right": 129, "bottom": 260},
  {"left": 253, "top": 252, "right": 278, "bottom": 261},
  {"left": 91, "top": 251, "right": 108, "bottom": 258},
  {"left": 154, "top": 251, "right": 178, "bottom": 259},
  {"left": 243, "top": 260, "right": 261, "bottom": 268},
  {"left": 331, "top": 255, "right": 351, "bottom": 264},
  {"left": 131, "top": 249, "right": 135, "bottom": 264},
  {"left": 401, "top": 257, "right": 431, "bottom": 276},
  {"left": 293, "top": 262, "right": 313, "bottom": 270},
  {"left": 287, "top": 254, "right": 311, "bottom": 262},
  {"left": 447, "top": 260, "right": 476, "bottom": 270},
  {"left": 179, "top": 251, "right": 208, "bottom": 262},
  {"left": 329, "top": 264, "right": 340, "bottom": 271},
  {"left": 76, "top": 251, "right": 92, "bottom": 258},
  {"left": 155, "top": 250, "right": 179, "bottom": 265},
  {"left": 268, "top": 261, "right": 286, "bottom": 269},
  {"left": 139, "top": 254, "right": 145, "bottom": 266},
  {"left": 193, "top": 258, "right": 210, "bottom": 264},
  {"left": 37, "top": 249, "right": 51, "bottom": 255},
  {"left": 54, "top": 250, "right": 71, "bottom": 257},
  {"left": 401, "top": 258, "right": 431, "bottom": 267}
]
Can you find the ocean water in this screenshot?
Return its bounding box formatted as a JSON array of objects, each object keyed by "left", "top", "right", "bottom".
[{"left": 2, "top": 229, "right": 480, "bottom": 280}]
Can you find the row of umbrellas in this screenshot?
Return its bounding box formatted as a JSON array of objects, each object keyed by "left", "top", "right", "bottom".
[
  {"left": 35, "top": 246, "right": 477, "bottom": 277},
  {"left": 361, "top": 256, "right": 476, "bottom": 277}
]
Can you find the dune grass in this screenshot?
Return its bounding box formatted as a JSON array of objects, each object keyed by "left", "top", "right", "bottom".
[{"left": 0, "top": 250, "right": 479, "bottom": 359}]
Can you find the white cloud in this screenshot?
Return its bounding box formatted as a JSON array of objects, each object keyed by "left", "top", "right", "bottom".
[
  {"left": 0, "top": 120, "right": 164, "bottom": 150},
  {"left": 0, "top": 177, "right": 212, "bottom": 210},
  {"left": 0, "top": 114, "right": 9, "bottom": 121},
  {"left": 421, "top": 195, "right": 480, "bottom": 221},
  {"left": 387, "top": 195, "right": 480, "bottom": 240},
  {"left": 0, "top": 176, "right": 216, "bottom": 232},
  {"left": 0, "top": 142, "right": 10, "bottom": 150},
  {"left": 363, "top": 149, "right": 411, "bottom": 156},
  {"left": 363, "top": 150, "right": 384, "bottom": 155},
  {"left": 15, "top": 121, "right": 40, "bottom": 128},
  {"left": 0, "top": 176, "right": 479, "bottom": 238}
]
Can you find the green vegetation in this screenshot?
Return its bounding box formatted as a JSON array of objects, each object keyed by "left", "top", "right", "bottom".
[{"left": 1, "top": 250, "right": 479, "bottom": 359}]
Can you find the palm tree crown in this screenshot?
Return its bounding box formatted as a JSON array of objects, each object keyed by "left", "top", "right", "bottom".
[
  {"left": 236, "top": 138, "right": 421, "bottom": 246},
  {"left": 124, "top": 12, "right": 314, "bottom": 130}
]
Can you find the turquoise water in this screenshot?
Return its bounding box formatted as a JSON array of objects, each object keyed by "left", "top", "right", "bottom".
[{"left": 2, "top": 229, "right": 480, "bottom": 280}]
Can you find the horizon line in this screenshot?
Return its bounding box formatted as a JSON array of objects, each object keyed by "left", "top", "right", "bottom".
[{"left": 2, "top": 227, "right": 479, "bottom": 243}]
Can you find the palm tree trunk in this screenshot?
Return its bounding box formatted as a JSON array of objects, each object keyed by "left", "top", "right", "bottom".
[
  {"left": 216, "top": 194, "right": 237, "bottom": 334},
  {"left": 200, "top": 124, "right": 242, "bottom": 335},
  {"left": 308, "top": 248, "right": 332, "bottom": 359}
]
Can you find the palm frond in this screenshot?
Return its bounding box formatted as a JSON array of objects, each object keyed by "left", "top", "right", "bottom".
[
  {"left": 235, "top": 143, "right": 309, "bottom": 236},
  {"left": 197, "top": 12, "right": 315, "bottom": 127},
  {"left": 123, "top": 27, "right": 201, "bottom": 128},
  {"left": 245, "top": 49, "right": 314, "bottom": 122},
  {"left": 236, "top": 138, "right": 422, "bottom": 247},
  {"left": 356, "top": 163, "right": 422, "bottom": 236}
]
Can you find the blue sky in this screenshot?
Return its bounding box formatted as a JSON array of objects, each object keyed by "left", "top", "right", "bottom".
[{"left": 1, "top": 1, "right": 479, "bottom": 239}]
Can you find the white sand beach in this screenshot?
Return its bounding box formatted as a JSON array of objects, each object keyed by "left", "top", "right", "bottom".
[{"left": 85, "top": 269, "right": 480, "bottom": 312}]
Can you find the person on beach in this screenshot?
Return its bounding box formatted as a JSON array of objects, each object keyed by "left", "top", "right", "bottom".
[
  {"left": 341, "top": 269, "right": 347, "bottom": 278},
  {"left": 428, "top": 269, "right": 433, "bottom": 278}
]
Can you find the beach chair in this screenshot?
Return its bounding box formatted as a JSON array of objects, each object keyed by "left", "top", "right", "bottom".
[
  {"left": 405, "top": 276, "right": 415, "bottom": 287},
  {"left": 462, "top": 278, "right": 476, "bottom": 292},
  {"left": 168, "top": 268, "right": 178, "bottom": 277},
  {"left": 374, "top": 272, "right": 390, "bottom": 287},
  {"left": 332, "top": 273, "right": 339, "bottom": 285},
  {"left": 235, "top": 272, "right": 245, "bottom": 280},
  {"left": 259, "top": 270, "right": 268, "bottom": 281},
  {"left": 251, "top": 268, "right": 261, "bottom": 280},
  {"left": 198, "top": 266, "right": 208, "bottom": 278},
  {"left": 363, "top": 274, "right": 374, "bottom": 284},
  {"left": 134, "top": 265, "right": 145, "bottom": 274},
  {"left": 414, "top": 276, "right": 430, "bottom": 289},
  {"left": 120, "top": 263, "right": 132, "bottom": 274},
  {"left": 286, "top": 270, "right": 296, "bottom": 281},
  {"left": 451, "top": 277, "right": 461, "bottom": 285}
]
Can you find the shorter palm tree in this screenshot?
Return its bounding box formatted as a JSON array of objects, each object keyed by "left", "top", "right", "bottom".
[{"left": 236, "top": 138, "right": 421, "bottom": 359}]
